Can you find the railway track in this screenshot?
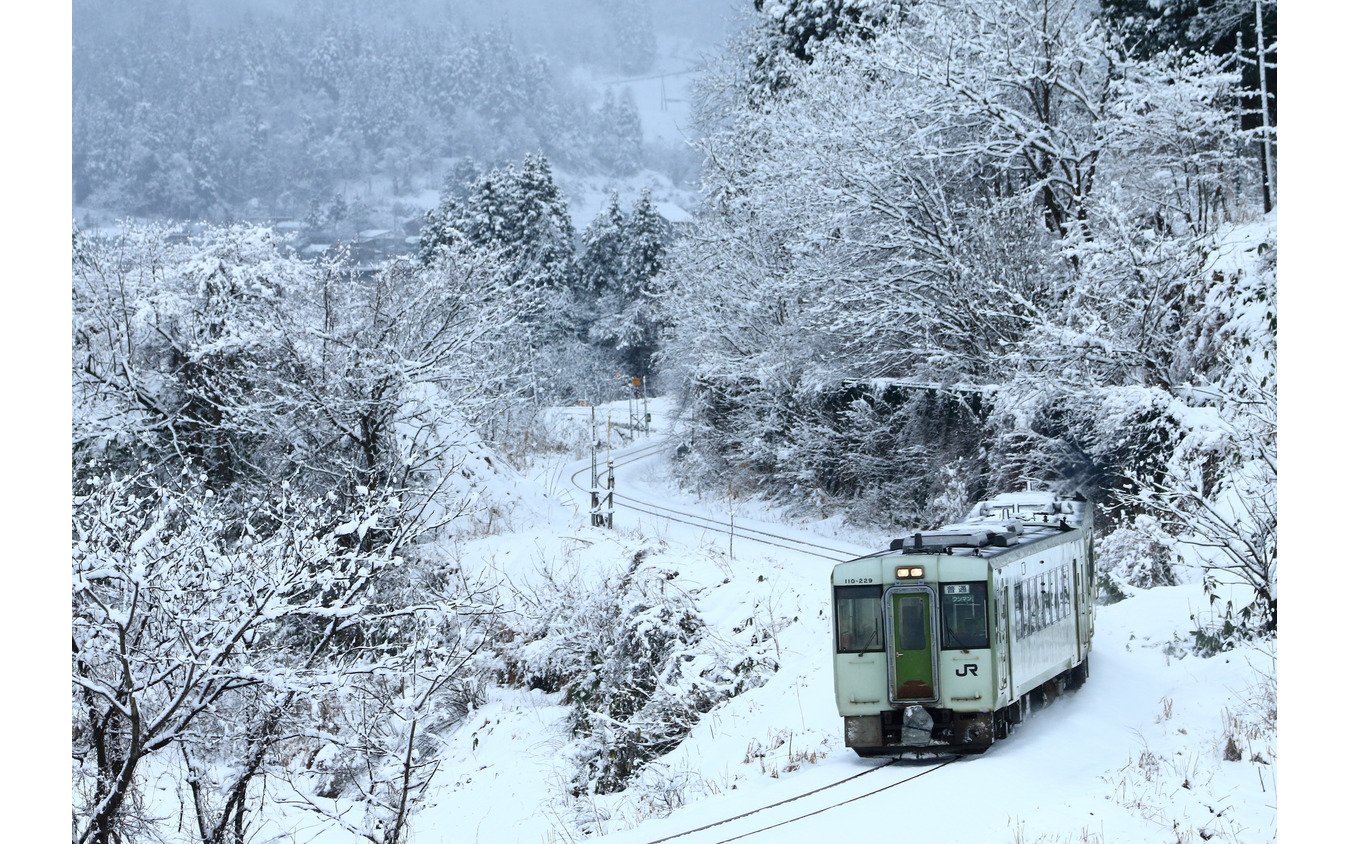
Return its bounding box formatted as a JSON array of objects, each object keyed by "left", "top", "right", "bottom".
[
  {"left": 568, "top": 440, "right": 866, "bottom": 563},
  {"left": 629, "top": 756, "right": 959, "bottom": 844},
  {"left": 562, "top": 436, "right": 960, "bottom": 841}
]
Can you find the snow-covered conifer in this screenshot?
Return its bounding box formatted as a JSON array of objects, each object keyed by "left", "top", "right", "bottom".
[{"left": 579, "top": 191, "right": 627, "bottom": 296}]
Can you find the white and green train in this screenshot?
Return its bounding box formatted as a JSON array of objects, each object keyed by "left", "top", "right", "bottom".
[{"left": 832, "top": 492, "right": 1096, "bottom": 756}]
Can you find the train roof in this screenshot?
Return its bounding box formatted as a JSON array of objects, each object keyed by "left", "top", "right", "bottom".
[{"left": 844, "top": 493, "right": 1092, "bottom": 567}]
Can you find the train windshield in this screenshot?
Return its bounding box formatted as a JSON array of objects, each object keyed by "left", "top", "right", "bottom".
[
  {"left": 834, "top": 585, "right": 883, "bottom": 653},
  {"left": 940, "top": 581, "right": 990, "bottom": 650}
]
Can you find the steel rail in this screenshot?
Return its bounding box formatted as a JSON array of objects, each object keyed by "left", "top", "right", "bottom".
[
  {"left": 633, "top": 756, "right": 959, "bottom": 844},
  {"left": 617, "top": 498, "right": 853, "bottom": 562},
  {"left": 569, "top": 442, "right": 864, "bottom": 562},
  {"left": 614, "top": 493, "right": 859, "bottom": 559}
]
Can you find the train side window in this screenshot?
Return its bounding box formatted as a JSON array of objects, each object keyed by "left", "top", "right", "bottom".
[
  {"left": 1032, "top": 574, "right": 1042, "bottom": 632},
  {"left": 940, "top": 582, "right": 989, "bottom": 650},
  {"left": 834, "top": 585, "right": 883, "bottom": 653},
  {"left": 1013, "top": 583, "right": 1024, "bottom": 639},
  {"left": 1020, "top": 577, "right": 1031, "bottom": 631},
  {"left": 1049, "top": 573, "right": 1057, "bottom": 626},
  {"left": 1031, "top": 572, "right": 1042, "bottom": 631},
  {"left": 1043, "top": 573, "right": 1052, "bottom": 627}
]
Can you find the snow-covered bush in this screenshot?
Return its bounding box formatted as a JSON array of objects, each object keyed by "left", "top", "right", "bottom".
[
  {"left": 784, "top": 385, "right": 990, "bottom": 527},
  {"left": 1127, "top": 222, "right": 1277, "bottom": 646},
  {"left": 504, "top": 546, "right": 778, "bottom": 796},
  {"left": 671, "top": 377, "right": 992, "bottom": 529},
  {"left": 1096, "top": 517, "right": 1179, "bottom": 595},
  {"left": 72, "top": 467, "right": 501, "bottom": 844},
  {"left": 988, "top": 385, "right": 1187, "bottom": 527}
]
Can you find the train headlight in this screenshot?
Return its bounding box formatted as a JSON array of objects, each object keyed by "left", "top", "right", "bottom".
[{"left": 896, "top": 566, "right": 925, "bottom": 579}]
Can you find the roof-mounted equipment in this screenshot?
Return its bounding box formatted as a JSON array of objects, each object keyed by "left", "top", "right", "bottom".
[{"left": 889, "top": 528, "right": 1019, "bottom": 554}]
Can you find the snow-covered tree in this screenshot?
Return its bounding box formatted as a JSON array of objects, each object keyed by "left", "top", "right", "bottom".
[
  {"left": 746, "top": 0, "right": 905, "bottom": 97},
  {"left": 594, "top": 87, "right": 644, "bottom": 175},
  {"left": 583, "top": 189, "right": 669, "bottom": 381},
  {"left": 1126, "top": 225, "right": 1276, "bottom": 638},
  {"left": 74, "top": 222, "right": 539, "bottom": 513},
  {"left": 72, "top": 464, "right": 503, "bottom": 844},
  {"left": 514, "top": 153, "right": 578, "bottom": 289},
  {"left": 620, "top": 188, "right": 666, "bottom": 301},
  {"left": 664, "top": 0, "right": 1268, "bottom": 534},
  {"left": 296, "top": 249, "right": 534, "bottom": 494},
  {"left": 578, "top": 191, "right": 627, "bottom": 297},
  {"left": 419, "top": 155, "right": 576, "bottom": 291},
  {"left": 72, "top": 224, "right": 315, "bottom": 492}
]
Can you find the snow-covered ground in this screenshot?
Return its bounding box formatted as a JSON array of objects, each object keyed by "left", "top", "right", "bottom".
[
  {"left": 98, "top": 398, "right": 1278, "bottom": 843},
  {"left": 367, "top": 399, "right": 1277, "bottom": 844}
]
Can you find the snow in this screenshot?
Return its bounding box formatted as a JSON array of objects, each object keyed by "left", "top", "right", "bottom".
[
  {"left": 416, "top": 687, "right": 574, "bottom": 840},
  {"left": 172, "top": 398, "right": 1270, "bottom": 844},
  {"left": 569, "top": 34, "right": 704, "bottom": 149},
  {"left": 561, "top": 167, "right": 697, "bottom": 237}
]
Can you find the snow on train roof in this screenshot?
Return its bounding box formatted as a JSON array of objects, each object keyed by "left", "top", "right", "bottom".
[
  {"left": 967, "top": 491, "right": 1070, "bottom": 519},
  {"left": 853, "top": 493, "right": 1090, "bottom": 562},
  {"left": 955, "top": 493, "right": 1088, "bottom": 535}
]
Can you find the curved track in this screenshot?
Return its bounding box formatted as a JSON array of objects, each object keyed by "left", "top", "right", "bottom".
[
  {"left": 569, "top": 440, "right": 866, "bottom": 563},
  {"left": 564, "top": 436, "right": 960, "bottom": 841},
  {"left": 633, "top": 756, "right": 959, "bottom": 844}
]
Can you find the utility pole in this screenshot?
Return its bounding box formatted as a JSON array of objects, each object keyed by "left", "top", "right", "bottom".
[
  {"left": 629, "top": 376, "right": 640, "bottom": 433},
  {"left": 628, "top": 375, "right": 651, "bottom": 435},
  {"left": 1255, "top": 0, "right": 1275, "bottom": 212},
  {"left": 590, "top": 405, "right": 614, "bottom": 528},
  {"left": 727, "top": 476, "right": 735, "bottom": 562}
]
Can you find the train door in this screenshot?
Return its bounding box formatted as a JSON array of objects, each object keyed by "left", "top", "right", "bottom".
[
  {"left": 1072, "top": 558, "right": 1084, "bottom": 662},
  {"left": 884, "top": 586, "right": 939, "bottom": 703},
  {"left": 993, "top": 577, "right": 1011, "bottom": 702}
]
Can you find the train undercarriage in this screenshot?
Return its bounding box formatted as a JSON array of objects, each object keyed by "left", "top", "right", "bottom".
[{"left": 846, "top": 658, "right": 1088, "bottom": 757}]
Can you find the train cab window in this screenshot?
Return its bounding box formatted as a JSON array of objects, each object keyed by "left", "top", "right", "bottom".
[
  {"left": 834, "top": 585, "right": 883, "bottom": 653},
  {"left": 940, "top": 582, "right": 989, "bottom": 650}
]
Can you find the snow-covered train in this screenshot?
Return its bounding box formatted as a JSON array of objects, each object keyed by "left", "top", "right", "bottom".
[{"left": 832, "top": 492, "right": 1096, "bottom": 755}]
